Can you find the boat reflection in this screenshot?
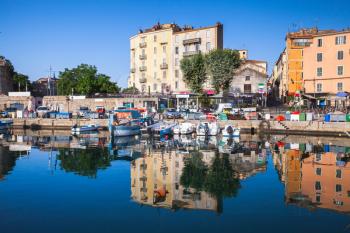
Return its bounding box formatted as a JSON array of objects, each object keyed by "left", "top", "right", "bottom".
[{"left": 273, "top": 142, "right": 350, "bottom": 213}]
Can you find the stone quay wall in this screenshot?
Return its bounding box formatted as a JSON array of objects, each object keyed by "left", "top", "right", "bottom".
[
  {"left": 42, "top": 96, "right": 159, "bottom": 112},
  {"left": 10, "top": 118, "right": 350, "bottom": 137}
]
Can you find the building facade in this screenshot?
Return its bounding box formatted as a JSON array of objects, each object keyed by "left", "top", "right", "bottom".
[
  {"left": 0, "top": 57, "right": 14, "bottom": 95},
  {"left": 229, "top": 59, "right": 268, "bottom": 96},
  {"left": 32, "top": 77, "right": 58, "bottom": 97},
  {"left": 272, "top": 28, "right": 350, "bottom": 99},
  {"left": 270, "top": 49, "right": 287, "bottom": 101},
  {"left": 303, "top": 30, "right": 350, "bottom": 96},
  {"left": 128, "top": 22, "right": 223, "bottom": 94}
]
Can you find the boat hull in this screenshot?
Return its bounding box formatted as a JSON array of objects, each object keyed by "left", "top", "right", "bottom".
[{"left": 113, "top": 125, "right": 141, "bottom": 137}]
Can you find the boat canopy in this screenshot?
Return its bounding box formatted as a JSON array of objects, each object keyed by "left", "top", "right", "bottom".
[{"left": 114, "top": 110, "right": 141, "bottom": 119}]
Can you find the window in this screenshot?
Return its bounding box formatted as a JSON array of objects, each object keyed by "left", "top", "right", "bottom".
[
  {"left": 175, "top": 70, "right": 179, "bottom": 78},
  {"left": 206, "top": 30, "right": 210, "bottom": 38},
  {"left": 316, "top": 195, "right": 321, "bottom": 203},
  {"left": 244, "top": 84, "right": 251, "bottom": 93},
  {"left": 153, "top": 35, "right": 157, "bottom": 42},
  {"left": 338, "top": 51, "right": 344, "bottom": 60},
  {"left": 336, "top": 169, "right": 342, "bottom": 178},
  {"left": 153, "top": 60, "right": 156, "bottom": 67},
  {"left": 245, "top": 76, "right": 250, "bottom": 81},
  {"left": 338, "top": 66, "right": 344, "bottom": 75},
  {"left": 153, "top": 83, "right": 157, "bottom": 91},
  {"left": 206, "top": 42, "right": 211, "bottom": 51},
  {"left": 337, "top": 82, "right": 343, "bottom": 91},
  {"left": 316, "top": 167, "right": 322, "bottom": 176},
  {"left": 175, "top": 35, "right": 179, "bottom": 43},
  {"left": 317, "top": 38, "right": 323, "bottom": 47},
  {"left": 175, "top": 81, "right": 178, "bottom": 89},
  {"left": 162, "top": 58, "right": 166, "bottom": 64},
  {"left": 142, "top": 49, "right": 145, "bottom": 55},
  {"left": 162, "top": 45, "right": 166, "bottom": 53},
  {"left": 317, "top": 67, "right": 323, "bottom": 77},
  {"left": 317, "top": 53, "right": 323, "bottom": 62},
  {"left": 315, "top": 181, "right": 321, "bottom": 190},
  {"left": 162, "top": 71, "right": 166, "bottom": 79},
  {"left": 175, "top": 58, "right": 179, "bottom": 66},
  {"left": 175, "top": 47, "right": 179, "bottom": 55},
  {"left": 154, "top": 72, "right": 157, "bottom": 80},
  {"left": 195, "top": 44, "right": 200, "bottom": 51},
  {"left": 317, "top": 83, "right": 322, "bottom": 92},
  {"left": 184, "top": 45, "right": 189, "bottom": 52},
  {"left": 335, "top": 36, "right": 346, "bottom": 45},
  {"left": 336, "top": 184, "right": 342, "bottom": 192},
  {"left": 154, "top": 47, "right": 157, "bottom": 54}
]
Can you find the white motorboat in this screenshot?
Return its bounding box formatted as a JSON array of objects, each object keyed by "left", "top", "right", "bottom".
[
  {"left": 196, "top": 122, "right": 220, "bottom": 136},
  {"left": 173, "top": 122, "right": 195, "bottom": 135},
  {"left": 71, "top": 124, "right": 98, "bottom": 134},
  {"left": 222, "top": 125, "right": 240, "bottom": 137}
]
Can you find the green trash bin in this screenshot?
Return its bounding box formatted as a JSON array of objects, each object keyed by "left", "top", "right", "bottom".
[
  {"left": 346, "top": 114, "right": 350, "bottom": 122},
  {"left": 299, "top": 112, "right": 306, "bottom": 121}
]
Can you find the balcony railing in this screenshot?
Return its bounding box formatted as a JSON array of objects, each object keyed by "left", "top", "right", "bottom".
[
  {"left": 130, "top": 68, "right": 136, "bottom": 73},
  {"left": 139, "top": 66, "right": 147, "bottom": 72},
  {"left": 183, "top": 50, "right": 201, "bottom": 57},
  {"left": 139, "top": 42, "right": 147, "bottom": 48},
  {"left": 160, "top": 63, "right": 168, "bottom": 69},
  {"left": 183, "top": 38, "right": 201, "bottom": 45},
  {"left": 139, "top": 54, "right": 147, "bottom": 60},
  {"left": 139, "top": 77, "right": 147, "bottom": 83}
]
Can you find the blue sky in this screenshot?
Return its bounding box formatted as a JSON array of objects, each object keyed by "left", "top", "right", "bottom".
[{"left": 0, "top": 0, "right": 349, "bottom": 87}]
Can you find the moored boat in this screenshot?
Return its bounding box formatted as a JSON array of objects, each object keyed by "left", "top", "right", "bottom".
[
  {"left": 71, "top": 124, "right": 98, "bottom": 134},
  {"left": 222, "top": 125, "right": 240, "bottom": 137},
  {"left": 173, "top": 122, "right": 195, "bottom": 135},
  {"left": 147, "top": 122, "right": 176, "bottom": 137},
  {"left": 196, "top": 121, "right": 220, "bottom": 136}
]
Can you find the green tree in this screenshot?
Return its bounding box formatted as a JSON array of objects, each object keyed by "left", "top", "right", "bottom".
[
  {"left": 180, "top": 53, "right": 207, "bottom": 94},
  {"left": 57, "top": 64, "right": 120, "bottom": 95},
  {"left": 121, "top": 86, "right": 140, "bottom": 94},
  {"left": 12, "top": 72, "right": 31, "bottom": 91},
  {"left": 205, "top": 49, "right": 241, "bottom": 93},
  {"left": 57, "top": 148, "right": 112, "bottom": 178},
  {"left": 180, "top": 152, "right": 208, "bottom": 191}
]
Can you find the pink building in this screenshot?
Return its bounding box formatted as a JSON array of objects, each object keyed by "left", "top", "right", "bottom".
[{"left": 303, "top": 30, "right": 350, "bottom": 98}]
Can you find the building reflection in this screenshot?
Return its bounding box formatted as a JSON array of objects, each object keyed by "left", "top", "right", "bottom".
[
  {"left": 0, "top": 146, "right": 19, "bottom": 181},
  {"left": 130, "top": 139, "right": 267, "bottom": 213},
  {"left": 131, "top": 149, "right": 218, "bottom": 211},
  {"left": 273, "top": 142, "right": 350, "bottom": 213}
]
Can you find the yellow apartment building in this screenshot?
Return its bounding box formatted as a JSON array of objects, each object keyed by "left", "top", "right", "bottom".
[{"left": 128, "top": 22, "right": 223, "bottom": 94}]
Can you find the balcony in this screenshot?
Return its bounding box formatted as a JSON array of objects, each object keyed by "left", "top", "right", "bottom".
[
  {"left": 160, "top": 63, "right": 168, "bottom": 69},
  {"left": 183, "top": 38, "right": 201, "bottom": 45},
  {"left": 139, "top": 77, "right": 147, "bottom": 83},
  {"left": 183, "top": 50, "right": 201, "bottom": 57},
  {"left": 139, "top": 54, "right": 147, "bottom": 60},
  {"left": 130, "top": 68, "right": 136, "bottom": 73},
  {"left": 139, "top": 66, "right": 147, "bottom": 72},
  {"left": 139, "top": 42, "right": 147, "bottom": 48}
]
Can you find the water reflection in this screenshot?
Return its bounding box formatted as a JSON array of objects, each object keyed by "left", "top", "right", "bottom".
[
  {"left": 273, "top": 141, "right": 350, "bottom": 213},
  {"left": 57, "top": 148, "right": 113, "bottom": 178},
  {"left": 1, "top": 130, "right": 350, "bottom": 217},
  {"left": 130, "top": 137, "right": 267, "bottom": 213}
]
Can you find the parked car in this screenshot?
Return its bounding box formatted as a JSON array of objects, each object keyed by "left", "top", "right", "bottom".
[
  {"left": 78, "top": 106, "right": 90, "bottom": 118},
  {"left": 36, "top": 106, "right": 49, "bottom": 117},
  {"left": 178, "top": 109, "right": 190, "bottom": 118},
  {"left": 164, "top": 109, "right": 181, "bottom": 119}
]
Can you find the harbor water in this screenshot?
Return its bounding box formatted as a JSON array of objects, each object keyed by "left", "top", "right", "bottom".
[{"left": 0, "top": 131, "right": 350, "bottom": 233}]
